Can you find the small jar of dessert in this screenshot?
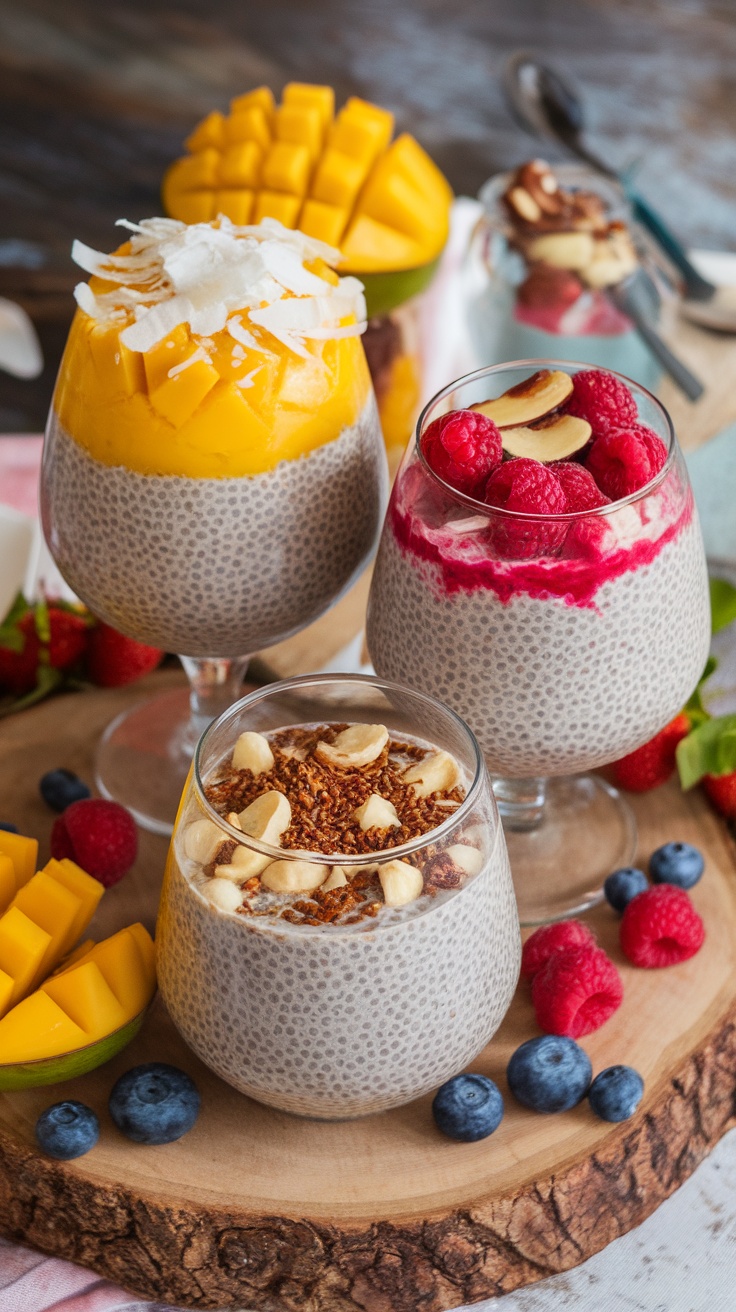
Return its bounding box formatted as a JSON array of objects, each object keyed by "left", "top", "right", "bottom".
[
  {"left": 469, "top": 161, "right": 662, "bottom": 392},
  {"left": 157, "top": 674, "right": 520, "bottom": 1118}
]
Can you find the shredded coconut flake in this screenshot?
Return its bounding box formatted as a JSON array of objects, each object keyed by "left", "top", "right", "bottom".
[
  {"left": 235, "top": 366, "right": 263, "bottom": 390},
  {"left": 72, "top": 215, "right": 366, "bottom": 357}
]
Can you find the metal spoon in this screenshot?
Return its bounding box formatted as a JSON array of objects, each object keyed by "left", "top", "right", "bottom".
[{"left": 503, "top": 52, "right": 733, "bottom": 332}]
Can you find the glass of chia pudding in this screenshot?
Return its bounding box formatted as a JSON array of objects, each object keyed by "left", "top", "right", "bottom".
[
  {"left": 157, "top": 673, "right": 520, "bottom": 1118},
  {"left": 468, "top": 162, "right": 661, "bottom": 392},
  {"left": 41, "top": 216, "right": 387, "bottom": 833},
  {"left": 366, "top": 361, "right": 710, "bottom": 924}
]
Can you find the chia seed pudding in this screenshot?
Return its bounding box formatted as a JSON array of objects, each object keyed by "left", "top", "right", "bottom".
[{"left": 156, "top": 686, "right": 520, "bottom": 1118}]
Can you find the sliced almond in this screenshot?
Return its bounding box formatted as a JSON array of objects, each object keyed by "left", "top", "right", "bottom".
[
  {"left": 527, "top": 231, "right": 596, "bottom": 270},
  {"left": 314, "top": 723, "right": 389, "bottom": 770},
  {"left": 506, "top": 185, "right": 541, "bottom": 223},
  {"left": 378, "top": 859, "right": 424, "bottom": 908},
  {"left": 183, "top": 818, "right": 224, "bottom": 865},
  {"left": 238, "top": 790, "right": 291, "bottom": 841},
  {"left": 322, "top": 865, "right": 348, "bottom": 891},
  {"left": 261, "top": 860, "right": 330, "bottom": 893},
  {"left": 470, "top": 369, "right": 573, "bottom": 429},
  {"left": 227, "top": 811, "right": 242, "bottom": 830},
  {"left": 353, "top": 793, "right": 401, "bottom": 832},
  {"left": 402, "top": 750, "right": 461, "bottom": 798},
  {"left": 204, "top": 877, "right": 243, "bottom": 913},
  {"left": 232, "top": 730, "right": 275, "bottom": 774},
  {"left": 501, "top": 413, "right": 591, "bottom": 462},
  {"left": 444, "top": 844, "right": 485, "bottom": 878}
]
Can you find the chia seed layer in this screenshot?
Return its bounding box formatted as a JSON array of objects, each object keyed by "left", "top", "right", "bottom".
[{"left": 42, "top": 396, "right": 386, "bottom": 656}]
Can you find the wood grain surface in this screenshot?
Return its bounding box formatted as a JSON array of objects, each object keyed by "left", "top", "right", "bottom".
[
  {"left": 1, "top": 0, "right": 735, "bottom": 430},
  {"left": 0, "top": 675, "right": 735, "bottom": 1310}
]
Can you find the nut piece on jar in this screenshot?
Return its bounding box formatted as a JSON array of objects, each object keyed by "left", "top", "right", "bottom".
[
  {"left": 322, "top": 865, "right": 348, "bottom": 890},
  {"left": 232, "top": 731, "right": 275, "bottom": 774},
  {"left": 261, "top": 860, "right": 330, "bottom": 893},
  {"left": 402, "top": 750, "right": 460, "bottom": 798},
  {"left": 314, "top": 723, "right": 389, "bottom": 769},
  {"left": 204, "top": 877, "right": 243, "bottom": 913},
  {"left": 184, "top": 818, "right": 225, "bottom": 864},
  {"left": 238, "top": 790, "right": 291, "bottom": 842},
  {"left": 378, "top": 859, "right": 424, "bottom": 907},
  {"left": 354, "top": 793, "right": 401, "bottom": 831},
  {"left": 445, "top": 844, "right": 484, "bottom": 877}
]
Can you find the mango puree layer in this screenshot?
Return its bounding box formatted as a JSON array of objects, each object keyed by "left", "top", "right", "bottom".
[{"left": 54, "top": 307, "right": 372, "bottom": 478}]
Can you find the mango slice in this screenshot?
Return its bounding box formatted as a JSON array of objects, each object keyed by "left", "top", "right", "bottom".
[
  {"left": 0, "top": 856, "right": 14, "bottom": 915},
  {"left": 0, "top": 831, "right": 38, "bottom": 893}
]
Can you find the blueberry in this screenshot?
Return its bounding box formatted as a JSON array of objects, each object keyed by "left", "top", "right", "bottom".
[
  {"left": 432, "top": 1073, "right": 504, "bottom": 1141},
  {"left": 649, "top": 842, "right": 704, "bottom": 890},
  {"left": 507, "top": 1035, "right": 592, "bottom": 1113},
  {"left": 0, "top": 821, "right": 18, "bottom": 833},
  {"left": 109, "top": 1063, "right": 200, "bottom": 1145},
  {"left": 604, "top": 866, "right": 648, "bottom": 913},
  {"left": 588, "top": 1065, "right": 644, "bottom": 1122},
  {"left": 39, "top": 768, "right": 91, "bottom": 813},
  {"left": 35, "top": 1100, "right": 99, "bottom": 1160}
]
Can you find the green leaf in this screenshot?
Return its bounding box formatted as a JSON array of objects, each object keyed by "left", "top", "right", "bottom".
[
  {"left": 0, "top": 591, "right": 30, "bottom": 653},
  {"left": 684, "top": 655, "right": 717, "bottom": 727},
  {"left": 0, "top": 665, "right": 62, "bottom": 718},
  {"left": 710, "top": 577, "right": 736, "bottom": 634},
  {"left": 33, "top": 596, "right": 50, "bottom": 643},
  {"left": 676, "top": 715, "right": 736, "bottom": 789}
]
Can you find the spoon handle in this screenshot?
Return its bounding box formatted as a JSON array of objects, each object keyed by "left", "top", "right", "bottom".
[
  {"left": 608, "top": 280, "right": 704, "bottom": 402},
  {"left": 627, "top": 192, "right": 714, "bottom": 302}
]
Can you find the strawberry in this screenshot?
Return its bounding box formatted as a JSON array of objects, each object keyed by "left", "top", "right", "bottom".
[
  {"left": 0, "top": 596, "right": 90, "bottom": 696},
  {"left": 702, "top": 772, "right": 736, "bottom": 820},
  {"left": 611, "top": 713, "right": 691, "bottom": 792},
  {"left": 86, "top": 622, "right": 164, "bottom": 687}
]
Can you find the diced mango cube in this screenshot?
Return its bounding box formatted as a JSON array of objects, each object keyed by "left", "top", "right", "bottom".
[
  {"left": 44, "top": 858, "right": 104, "bottom": 947},
  {"left": 177, "top": 381, "right": 275, "bottom": 473},
  {"left": 0, "top": 856, "right": 15, "bottom": 915},
  {"left": 357, "top": 156, "right": 447, "bottom": 246},
  {"left": 214, "top": 189, "right": 255, "bottom": 225},
  {"left": 0, "top": 832, "right": 38, "bottom": 891},
  {"left": 253, "top": 190, "right": 302, "bottom": 226},
  {"left": 89, "top": 324, "right": 147, "bottom": 398},
  {"left": 168, "top": 190, "right": 215, "bottom": 225},
  {"left": 275, "top": 104, "right": 323, "bottom": 160},
  {"left": 78, "top": 926, "right": 154, "bottom": 1016},
  {"left": 143, "top": 325, "right": 191, "bottom": 393},
  {"left": 0, "top": 990, "right": 88, "bottom": 1062},
  {"left": 12, "top": 872, "right": 85, "bottom": 982},
  {"left": 0, "top": 907, "right": 51, "bottom": 1015},
  {"left": 329, "top": 99, "right": 394, "bottom": 167},
  {"left": 299, "top": 199, "right": 350, "bottom": 248},
  {"left": 218, "top": 141, "right": 262, "bottom": 189},
  {"left": 340, "top": 214, "right": 425, "bottom": 271},
  {"left": 126, "top": 923, "right": 157, "bottom": 993},
  {"left": 53, "top": 939, "right": 96, "bottom": 976},
  {"left": 168, "top": 148, "right": 221, "bottom": 192},
  {"left": 311, "top": 149, "right": 369, "bottom": 209},
  {"left": 149, "top": 354, "right": 221, "bottom": 427},
  {"left": 262, "top": 141, "right": 312, "bottom": 196},
  {"left": 185, "top": 110, "right": 226, "bottom": 153},
  {"left": 225, "top": 107, "right": 271, "bottom": 152},
  {"left": 44, "top": 961, "right": 128, "bottom": 1037},
  {"left": 230, "top": 86, "right": 275, "bottom": 120},
  {"left": 0, "top": 969, "right": 14, "bottom": 1017},
  {"left": 282, "top": 83, "right": 334, "bottom": 129}
]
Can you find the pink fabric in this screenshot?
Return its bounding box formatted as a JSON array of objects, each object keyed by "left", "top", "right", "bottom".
[
  {"left": 0, "top": 1237, "right": 190, "bottom": 1311},
  {"left": 0, "top": 435, "right": 43, "bottom": 516}
]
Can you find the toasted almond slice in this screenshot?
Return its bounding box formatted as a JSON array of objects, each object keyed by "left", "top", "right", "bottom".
[
  {"left": 204, "top": 877, "right": 243, "bottom": 912},
  {"left": 501, "top": 413, "right": 591, "bottom": 462},
  {"left": 402, "top": 750, "right": 461, "bottom": 798},
  {"left": 261, "top": 860, "right": 330, "bottom": 893},
  {"left": 238, "top": 790, "right": 291, "bottom": 841},
  {"left": 227, "top": 811, "right": 243, "bottom": 830},
  {"left": 506, "top": 185, "right": 541, "bottom": 223},
  {"left": 232, "top": 730, "right": 275, "bottom": 774},
  {"left": 315, "top": 723, "right": 389, "bottom": 769},
  {"left": 183, "top": 818, "right": 224, "bottom": 864},
  {"left": 444, "top": 844, "right": 485, "bottom": 877},
  {"left": 470, "top": 369, "right": 573, "bottom": 429},
  {"left": 353, "top": 793, "right": 401, "bottom": 831},
  {"left": 527, "top": 231, "right": 596, "bottom": 270},
  {"left": 322, "top": 865, "right": 348, "bottom": 891},
  {"left": 378, "top": 859, "right": 424, "bottom": 908}
]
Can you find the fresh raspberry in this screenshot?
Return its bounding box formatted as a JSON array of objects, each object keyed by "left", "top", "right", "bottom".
[
  {"left": 521, "top": 919, "right": 598, "bottom": 979},
  {"left": 517, "top": 265, "right": 583, "bottom": 313},
  {"left": 51, "top": 798, "right": 138, "bottom": 887},
  {"left": 702, "top": 771, "right": 736, "bottom": 820},
  {"left": 421, "top": 409, "right": 503, "bottom": 497},
  {"left": 566, "top": 369, "right": 638, "bottom": 437},
  {"left": 484, "top": 457, "right": 568, "bottom": 559},
  {"left": 86, "top": 622, "right": 164, "bottom": 688},
  {"left": 532, "top": 946, "right": 624, "bottom": 1038},
  {"left": 620, "top": 885, "right": 705, "bottom": 968},
  {"left": 548, "top": 462, "right": 610, "bottom": 512},
  {"left": 585, "top": 426, "right": 667, "bottom": 501},
  {"left": 611, "top": 712, "right": 691, "bottom": 792}
]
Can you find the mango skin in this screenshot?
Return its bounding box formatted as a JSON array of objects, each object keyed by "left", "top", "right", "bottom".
[{"left": 0, "top": 1012, "right": 145, "bottom": 1090}]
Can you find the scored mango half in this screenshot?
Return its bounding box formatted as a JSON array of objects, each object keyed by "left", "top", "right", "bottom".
[{"left": 162, "top": 83, "right": 453, "bottom": 277}]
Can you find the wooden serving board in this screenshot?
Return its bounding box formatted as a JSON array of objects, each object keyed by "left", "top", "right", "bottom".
[{"left": 0, "top": 675, "right": 735, "bottom": 1312}]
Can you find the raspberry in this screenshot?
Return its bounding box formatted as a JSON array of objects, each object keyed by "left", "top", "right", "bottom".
[
  {"left": 566, "top": 369, "right": 638, "bottom": 437},
  {"left": 517, "top": 265, "right": 583, "bottom": 313},
  {"left": 521, "top": 919, "right": 598, "bottom": 979},
  {"left": 548, "top": 461, "right": 610, "bottom": 512},
  {"left": 532, "top": 946, "right": 624, "bottom": 1038},
  {"left": 484, "top": 458, "right": 568, "bottom": 559},
  {"left": 51, "top": 798, "right": 138, "bottom": 887},
  {"left": 585, "top": 426, "right": 667, "bottom": 501},
  {"left": 611, "top": 712, "right": 691, "bottom": 792},
  {"left": 620, "top": 885, "right": 705, "bottom": 968},
  {"left": 421, "top": 409, "right": 502, "bottom": 497}
]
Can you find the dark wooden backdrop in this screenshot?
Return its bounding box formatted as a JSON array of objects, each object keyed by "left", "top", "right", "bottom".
[{"left": 1, "top": 0, "right": 735, "bottom": 431}]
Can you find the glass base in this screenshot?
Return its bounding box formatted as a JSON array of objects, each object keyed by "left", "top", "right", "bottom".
[{"left": 496, "top": 775, "right": 637, "bottom": 925}]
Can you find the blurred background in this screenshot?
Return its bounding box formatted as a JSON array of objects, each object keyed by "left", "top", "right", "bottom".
[{"left": 1, "top": 0, "right": 735, "bottom": 431}]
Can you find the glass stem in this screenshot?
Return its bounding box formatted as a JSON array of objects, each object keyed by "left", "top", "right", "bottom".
[
  {"left": 492, "top": 776, "right": 547, "bottom": 832},
  {"left": 179, "top": 656, "right": 251, "bottom": 748}
]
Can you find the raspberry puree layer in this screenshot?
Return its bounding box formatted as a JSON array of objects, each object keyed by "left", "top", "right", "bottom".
[{"left": 390, "top": 462, "right": 694, "bottom": 611}]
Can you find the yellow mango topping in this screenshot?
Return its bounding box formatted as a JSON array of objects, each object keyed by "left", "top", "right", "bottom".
[
  {"left": 162, "top": 83, "right": 452, "bottom": 273},
  {"left": 0, "top": 857, "right": 14, "bottom": 916},
  {"left": 0, "top": 831, "right": 38, "bottom": 892},
  {"left": 0, "top": 992, "right": 88, "bottom": 1063}
]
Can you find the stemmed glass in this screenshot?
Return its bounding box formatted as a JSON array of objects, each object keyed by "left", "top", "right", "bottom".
[{"left": 367, "top": 360, "right": 711, "bottom": 923}]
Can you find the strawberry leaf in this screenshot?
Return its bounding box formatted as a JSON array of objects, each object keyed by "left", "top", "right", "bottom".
[
  {"left": 0, "top": 665, "right": 63, "bottom": 718},
  {"left": 33, "top": 596, "right": 51, "bottom": 643},
  {"left": 677, "top": 715, "right": 736, "bottom": 789},
  {"left": 684, "top": 655, "right": 717, "bottom": 728},
  {"left": 709, "top": 577, "right": 736, "bottom": 634},
  {"left": 0, "top": 592, "right": 30, "bottom": 653}
]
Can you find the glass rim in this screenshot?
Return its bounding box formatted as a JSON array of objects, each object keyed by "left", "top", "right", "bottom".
[
  {"left": 192, "top": 672, "right": 489, "bottom": 864},
  {"left": 414, "top": 359, "right": 677, "bottom": 523}
]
